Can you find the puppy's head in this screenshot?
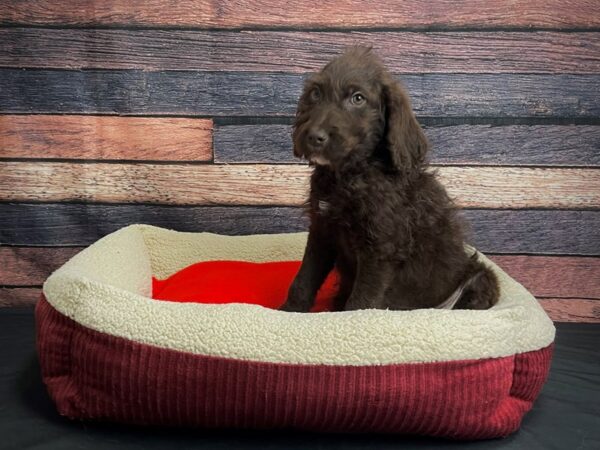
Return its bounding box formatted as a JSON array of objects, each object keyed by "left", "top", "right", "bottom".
[{"left": 293, "top": 46, "right": 428, "bottom": 174}]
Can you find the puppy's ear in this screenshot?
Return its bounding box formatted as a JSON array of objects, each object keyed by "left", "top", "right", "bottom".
[
  {"left": 292, "top": 121, "right": 302, "bottom": 158},
  {"left": 292, "top": 95, "right": 304, "bottom": 158},
  {"left": 292, "top": 78, "right": 314, "bottom": 158},
  {"left": 382, "top": 77, "right": 428, "bottom": 173}
]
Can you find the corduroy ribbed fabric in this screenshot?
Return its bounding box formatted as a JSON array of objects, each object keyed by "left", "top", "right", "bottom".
[{"left": 36, "top": 296, "right": 553, "bottom": 440}]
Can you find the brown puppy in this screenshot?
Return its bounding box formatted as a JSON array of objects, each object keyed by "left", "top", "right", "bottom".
[{"left": 281, "top": 47, "right": 499, "bottom": 312}]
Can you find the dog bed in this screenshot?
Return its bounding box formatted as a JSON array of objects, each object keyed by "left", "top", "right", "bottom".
[{"left": 36, "top": 224, "right": 555, "bottom": 440}]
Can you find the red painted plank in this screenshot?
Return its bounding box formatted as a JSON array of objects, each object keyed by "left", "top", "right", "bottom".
[
  {"left": 0, "top": 247, "right": 82, "bottom": 285},
  {"left": 539, "top": 298, "right": 600, "bottom": 323},
  {"left": 0, "top": 1, "right": 597, "bottom": 28},
  {"left": 0, "top": 287, "right": 40, "bottom": 307},
  {"left": 0, "top": 115, "right": 212, "bottom": 161},
  {"left": 490, "top": 256, "right": 600, "bottom": 300}
]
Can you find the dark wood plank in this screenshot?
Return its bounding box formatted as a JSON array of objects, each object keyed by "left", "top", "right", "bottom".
[
  {"left": 426, "top": 125, "right": 600, "bottom": 165},
  {"left": 4, "top": 248, "right": 598, "bottom": 300},
  {"left": 2, "top": 29, "right": 599, "bottom": 74},
  {"left": 3, "top": 162, "right": 598, "bottom": 208},
  {"left": 0, "top": 115, "right": 212, "bottom": 161},
  {"left": 1, "top": 69, "right": 599, "bottom": 117},
  {"left": 0, "top": 205, "right": 598, "bottom": 255},
  {"left": 489, "top": 256, "right": 600, "bottom": 299},
  {"left": 214, "top": 124, "right": 600, "bottom": 166},
  {"left": 0, "top": 204, "right": 309, "bottom": 246},
  {"left": 0, "top": 288, "right": 40, "bottom": 307},
  {"left": 463, "top": 210, "right": 600, "bottom": 256},
  {"left": 538, "top": 299, "right": 600, "bottom": 323},
  {"left": 0, "top": 1, "right": 598, "bottom": 28}
]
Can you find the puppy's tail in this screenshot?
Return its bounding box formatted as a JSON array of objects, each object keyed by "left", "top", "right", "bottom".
[{"left": 453, "top": 253, "right": 500, "bottom": 310}]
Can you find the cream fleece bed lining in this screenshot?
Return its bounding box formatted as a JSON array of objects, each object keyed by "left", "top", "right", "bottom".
[{"left": 42, "top": 224, "right": 555, "bottom": 366}]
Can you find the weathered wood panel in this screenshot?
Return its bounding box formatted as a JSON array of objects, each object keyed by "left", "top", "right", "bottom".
[
  {"left": 0, "top": 247, "right": 82, "bottom": 285},
  {"left": 488, "top": 256, "right": 600, "bottom": 299},
  {"left": 2, "top": 70, "right": 598, "bottom": 117},
  {"left": 0, "top": 205, "right": 598, "bottom": 254},
  {"left": 1, "top": 286, "right": 597, "bottom": 323},
  {"left": 436, "top": 167, "right": 600, "bottom": 209},
  {"left": 214, "top": 124, "right": 600, "bottom": 166},
  {"left": 464, "top": 210, "right": 600, "bottom": 256},
  {"left": 538, "top": 299, "right": 600, "bottom": 323},
  {"left": 0, "top": 288, "right": 40, "bottom": 307},
  {"left": 3, "top": 29, "right": 599, "bottom": 74},
  {"left": 0, "top": 162, "right": 310, "bottom": 205},
  {"left": 0, "top": 115, "right": 212, "bottom": 161},
  {"left": 0, "top": 205, "right": 309, "bottom": 246},
  {"left": 4, "top": 247, "right": 598, "bottom": 300},
  {"left": 1, "top": 162, "right": 598, "bottom": 208},
  {"left": 0, "top": 1, "right": 597, "bottom": 28}
]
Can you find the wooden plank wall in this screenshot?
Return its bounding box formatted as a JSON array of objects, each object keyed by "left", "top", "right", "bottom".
[{"left": 0, "top": 0, "right": 598, "bottom": 322}]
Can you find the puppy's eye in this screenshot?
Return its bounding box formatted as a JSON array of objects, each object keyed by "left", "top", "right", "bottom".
[
  {"left": 351, "top": 92, "right": 366, "bottom": 105},
  {"left": 309, "top": 88, "right": 321, "bottom": 102}
]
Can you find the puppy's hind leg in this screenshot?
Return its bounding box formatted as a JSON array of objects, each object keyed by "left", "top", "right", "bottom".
[
  {"left": 344, "top": 256, "right": 394, "bottom": 311},
  {"left": 454, "top": 254, "right": 500, "bottom": 310}
]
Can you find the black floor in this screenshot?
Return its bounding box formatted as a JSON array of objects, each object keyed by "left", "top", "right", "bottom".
[{"left": 1, "top": 308, "right": 599, "bottom": 450}]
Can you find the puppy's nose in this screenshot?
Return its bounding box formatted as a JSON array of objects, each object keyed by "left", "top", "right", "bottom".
[{"left": 307, "top": 128, "right": 328, "bottom": 148}]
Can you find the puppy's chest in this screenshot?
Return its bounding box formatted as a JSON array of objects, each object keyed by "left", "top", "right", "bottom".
[{"left": 311, "top": 176, "right": 373, "bottom": 224}]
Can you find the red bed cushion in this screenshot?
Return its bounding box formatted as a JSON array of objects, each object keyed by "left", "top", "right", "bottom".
[{"left": 152, "top": 260, "right": 340, "bottom": 312}]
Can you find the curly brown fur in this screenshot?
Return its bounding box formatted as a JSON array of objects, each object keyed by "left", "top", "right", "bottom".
[{"left": 281, "top": 47, "right": 499, "bottom": 312}]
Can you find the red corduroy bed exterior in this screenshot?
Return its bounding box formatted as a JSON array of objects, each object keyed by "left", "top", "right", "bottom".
[{"left": 36, "top": 225, "right": 555, "bottom": 440}]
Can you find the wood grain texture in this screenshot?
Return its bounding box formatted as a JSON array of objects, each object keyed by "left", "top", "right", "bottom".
[
  {"left": 0, "top": 247, "right": 82, "bottom": 285},
  {"left": 0, "top": 288, "right": 40, "bottom": 307},
  {"left": 0, "top": 115, "right": 212, "bottom": 161},
  {"left": 0, "top": 205, "right": 598, "bottom": 254},
  {"left": 0, "top": 205, "right": 309, "bottom": 246},
  {"left": 488, "top": 256, "right": 600, "bottom": 299},
  {"left": 463, "top": 210, "right": 600, "bottom": 256},
  {"left": 2, "top": 70, "right": 598, "bottom": 117},
  {"left": 0, "top": 286, "right": 597, "bottom": 323},
  {"left": 538, "top": 299, "right": 600, "bottom": 323},
  {"left": 2, "top": 29, "right": 599, "bottom": 74},
  {"left": 1, "top": 162, "right": 598, "bottom": 208},
  {"left": 0, "top": 1, "right": 598, "bottom": 28},
  {"left": 214, "top": 124, "right": 600, "bottom": 166},
  {"left": 0, "top": 163, "right": 309, "bottom": 206},
  {"left": 4, "top": 247, "right": 598, "bottom": 300}
]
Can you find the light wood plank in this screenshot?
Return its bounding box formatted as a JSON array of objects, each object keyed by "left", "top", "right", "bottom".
[
  {"left": 0, "top": 163, "right": 309, "bottom": 205},
  {"left": 0, "top": 1, "right": 597, "bottom": 28},
  {"left": 2, "top": 70, "right": 599, "bottom": 117},
  {"left": 2, "top": 29, "right": 599, "bottom": 74},
  {"left": 214, "top": 124, "right": 600, "bottom": 166},
  {"left": 0, "top": 115, "right": 212, "bottom": 161},
  {"left": 1, "top": 162, "right": 598, "bottom": 208},
  {"left": 436, "top": 167, "right": 600, "bottom": 209},
  {"left": 539, "top": 299, "right": 600, "bottom": 323}
]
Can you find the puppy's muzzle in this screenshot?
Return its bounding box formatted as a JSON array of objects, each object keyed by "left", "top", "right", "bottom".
[{"left": 307, "top": 128, "right": 329, "bottom": 150}]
